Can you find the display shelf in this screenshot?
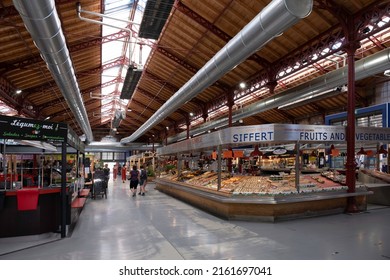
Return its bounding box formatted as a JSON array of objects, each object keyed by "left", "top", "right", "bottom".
[
  {"left": 155, "top": 178, "right": 371, "bottom": 221},
  {"left": 154, "top": 124, "right": 390, "bottom": 221},
  {"left": 159, "top": 170, "right": 360, "bottom": 196}
]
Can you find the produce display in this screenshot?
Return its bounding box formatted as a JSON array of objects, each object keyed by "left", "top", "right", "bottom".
[
  {"left": 360, "top": 169, "right": 390, "bottom": 183},
  {"left": 159, "top": 169, "right": 351, "bottom": 196}
]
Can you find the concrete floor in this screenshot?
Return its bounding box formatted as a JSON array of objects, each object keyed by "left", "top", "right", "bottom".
[{"left": 1, "top": 178, "right": 390, "bottom": 260}]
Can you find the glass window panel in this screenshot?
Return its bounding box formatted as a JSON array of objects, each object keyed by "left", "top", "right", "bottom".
[
  {"left": 357, "top": 116, "right": 368, "bottom": 127},
  {"left": 369, "top": 114, "right": 382, "bottom": 127},
  {"left": 114, "top": 152, "right": 125, "bottom": 160},
  {"left": 102, "top": 152, "right": 113, "bottom": 160}
]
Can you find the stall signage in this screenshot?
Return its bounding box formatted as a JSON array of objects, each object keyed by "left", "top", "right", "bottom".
[
  {"left": 157, "top": 124, "right": 390, "bottom": 155},
  {"left": 231, "top": 124, "right": 275, "bottom": 143},
  {"left": 0, "top": 115, "right": 67, "bottom": 141},
  {"left": 231, "top": 124, "right": 390, "bottom": 143}
]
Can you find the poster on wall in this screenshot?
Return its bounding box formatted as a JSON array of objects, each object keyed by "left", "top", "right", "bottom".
[{"left": 0, "top": 115, "right": 67, "bottom": 142}]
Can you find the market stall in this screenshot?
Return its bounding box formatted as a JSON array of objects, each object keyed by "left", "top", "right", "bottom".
[
  {"left": 0, "top": 115, "right": 86, "bottom": 238},
  {"left": 128, "top": 151, "right": 156, "bottom": 178},
  {"left": 155, "top": 124, "right": 389, "bottom": 221}
]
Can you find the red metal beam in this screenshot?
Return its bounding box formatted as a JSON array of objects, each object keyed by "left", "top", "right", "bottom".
[{"left": 0, "top": 76, "right": 37, "bottom": 118}]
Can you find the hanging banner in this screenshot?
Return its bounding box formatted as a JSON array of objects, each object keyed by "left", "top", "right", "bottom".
[{"left": 0, "top": 115, "right": 67, "bottom": 142}]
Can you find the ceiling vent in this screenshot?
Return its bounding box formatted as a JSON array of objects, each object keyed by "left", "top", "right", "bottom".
[
  {"left": 120, "top": 66, "right": 142, "bottom": 99},
  {"left": 138, "top": 0, "right": 175, "bottom": 40}
]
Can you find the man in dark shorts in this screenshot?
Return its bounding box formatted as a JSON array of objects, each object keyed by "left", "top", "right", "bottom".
[
  {"left": 138, "top": 165, "right": 147, "bottom": 196},
  {"left": 129, "top": 165, "right": 139, "bottom": 197}
]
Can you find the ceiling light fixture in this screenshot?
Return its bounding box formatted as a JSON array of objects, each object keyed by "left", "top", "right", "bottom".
[
  {"left": 377, "top": 145, "right": 388, "bottom": 154},
  {"left": 357, "top": 147, "right": 367, "bottom": 155}
]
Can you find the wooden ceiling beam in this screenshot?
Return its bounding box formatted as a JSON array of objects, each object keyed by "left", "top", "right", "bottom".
[
  {"left": 0, "top": 76, "right": 38, "bottom": 118},
  {"left": 144, "top": 70, "right": 205, "bottom": 108},
  {"left": 2, "top": 30, "right": 127, "bottom": 74},
  {"left": 194, "top": 1, "right": 390, "bottom": 128},
  {"left": 136, "top": 87, "right": 188, "bottom": 117},
  {"left": 175, "top": 0, "right": 270, "bottom": 69}
]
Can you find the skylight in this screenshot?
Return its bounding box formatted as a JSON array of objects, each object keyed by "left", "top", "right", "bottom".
[{"left": 100, "top": 0, "right": 154, "bottom": 126}]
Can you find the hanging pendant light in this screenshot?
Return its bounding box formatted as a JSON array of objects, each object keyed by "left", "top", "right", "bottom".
[
  {"left": 357, "top": 147, "right": 367, "bottom": 155},
  {"left": 331, "top": 149, "right": 340, "bottom": 157},
  {"left": 377, "top": 145, "right": 388, "bottom": 155},
  {"left": 330, "top": 144, "right": 340, "bottom": 157},
  {"left": 250, "top": 145, "right": 263, "bottom": 157}
]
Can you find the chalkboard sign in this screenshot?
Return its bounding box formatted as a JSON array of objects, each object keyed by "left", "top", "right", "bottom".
[{"left": 0, "top": 115, "right": 67, "bottom": 142}]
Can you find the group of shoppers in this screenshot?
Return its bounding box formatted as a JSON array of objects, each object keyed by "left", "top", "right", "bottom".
[
  {"left": 128, "top": 165, "right": 148, "bottom": 197},
  {"left": 113, "top": 163, "right": 127, "bottom": 183},
  {"left": 109, "top": 163, "right": 149, "bottom": 197}
]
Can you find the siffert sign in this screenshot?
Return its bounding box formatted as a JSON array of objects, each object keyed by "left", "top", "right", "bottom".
[{"left": 0, "top": 115, "right": 67, "bottom": 142}]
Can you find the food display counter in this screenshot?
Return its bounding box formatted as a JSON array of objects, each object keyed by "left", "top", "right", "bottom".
[{"left": 155, "top": 124, "right": 388, "bottom": 221}]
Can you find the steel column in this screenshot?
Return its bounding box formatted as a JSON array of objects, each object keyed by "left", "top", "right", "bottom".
[{"left": 61, "top": 141, "right": 67, "bottom": 238}]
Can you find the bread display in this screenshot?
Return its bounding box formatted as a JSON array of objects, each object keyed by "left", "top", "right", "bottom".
[{"left": 160, "top": 169, "right": 347, "bottom": 195}]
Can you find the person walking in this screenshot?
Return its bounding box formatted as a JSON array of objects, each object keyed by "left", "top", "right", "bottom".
[
  {"left": 128, "top": 165, "right": 139, "bottom": 197},
  {"left": 121, "top": 164, "right": 127, "bottom": 183},
  {"left": 138, "top": 165, "right": 148, "bottom": 196},
  {"left": 103, "top": 164, "right": 110, "bottom": 183},
  {"left": 113, "top": 163, "right": 118, "bottom": 181}
]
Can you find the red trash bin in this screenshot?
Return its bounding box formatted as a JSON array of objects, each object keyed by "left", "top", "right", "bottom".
[{"left": 16, "top": 189, "right": 39, "bottom": 211}]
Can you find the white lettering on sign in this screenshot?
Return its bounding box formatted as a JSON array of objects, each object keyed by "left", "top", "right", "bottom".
[{"left": 10, "top": 119, "right": 54, "bottom": 130}]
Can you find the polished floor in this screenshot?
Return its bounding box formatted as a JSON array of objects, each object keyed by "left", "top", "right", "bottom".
[{"left": 1, "top": 178, "right": 390, "bottom": 260}]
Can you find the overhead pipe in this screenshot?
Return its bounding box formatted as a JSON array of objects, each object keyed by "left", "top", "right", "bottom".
[
  {"left": 85, "top": 142, "right": 162, "bottom": 152},
  {"left": 120, "top": 0, "right": 313, "bottom": 143},
  {"left": 168, "top": 47, "right": 390, "bottom": 143},
  {"left": 76, "top": 2, "right": 139, "bottom": 33},
  {"left": 13, "top": 0, "right": 93, "bottom": 142}
]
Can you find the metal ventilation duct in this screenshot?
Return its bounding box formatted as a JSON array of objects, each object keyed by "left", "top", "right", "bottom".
[
  {"left": 121, "top": 0, "right": 313, "bottom": 143},
  {"left": 85, "top": 142, "right": 162, "bottom": 152},
  {"left": 13, "top": 0, "right": 93, "bottom": 143},
  {"left": 168, "top": 47, "right": 390, "bottom": 143}
]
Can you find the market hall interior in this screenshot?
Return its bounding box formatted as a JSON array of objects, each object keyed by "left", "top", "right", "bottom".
[
  {"left": 2, "top": 0, "right": 390, "bottom": 261},
  {"left": 1, "top": 178, "right": 389, "bottom": 260}
]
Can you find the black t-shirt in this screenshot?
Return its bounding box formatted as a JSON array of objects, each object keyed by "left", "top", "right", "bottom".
[
  {"left": 140, "top": 169, "right": 147, "bottom": 180},
  {"left": 130, "top": 170, "right": 139, "bottom": 181}
]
